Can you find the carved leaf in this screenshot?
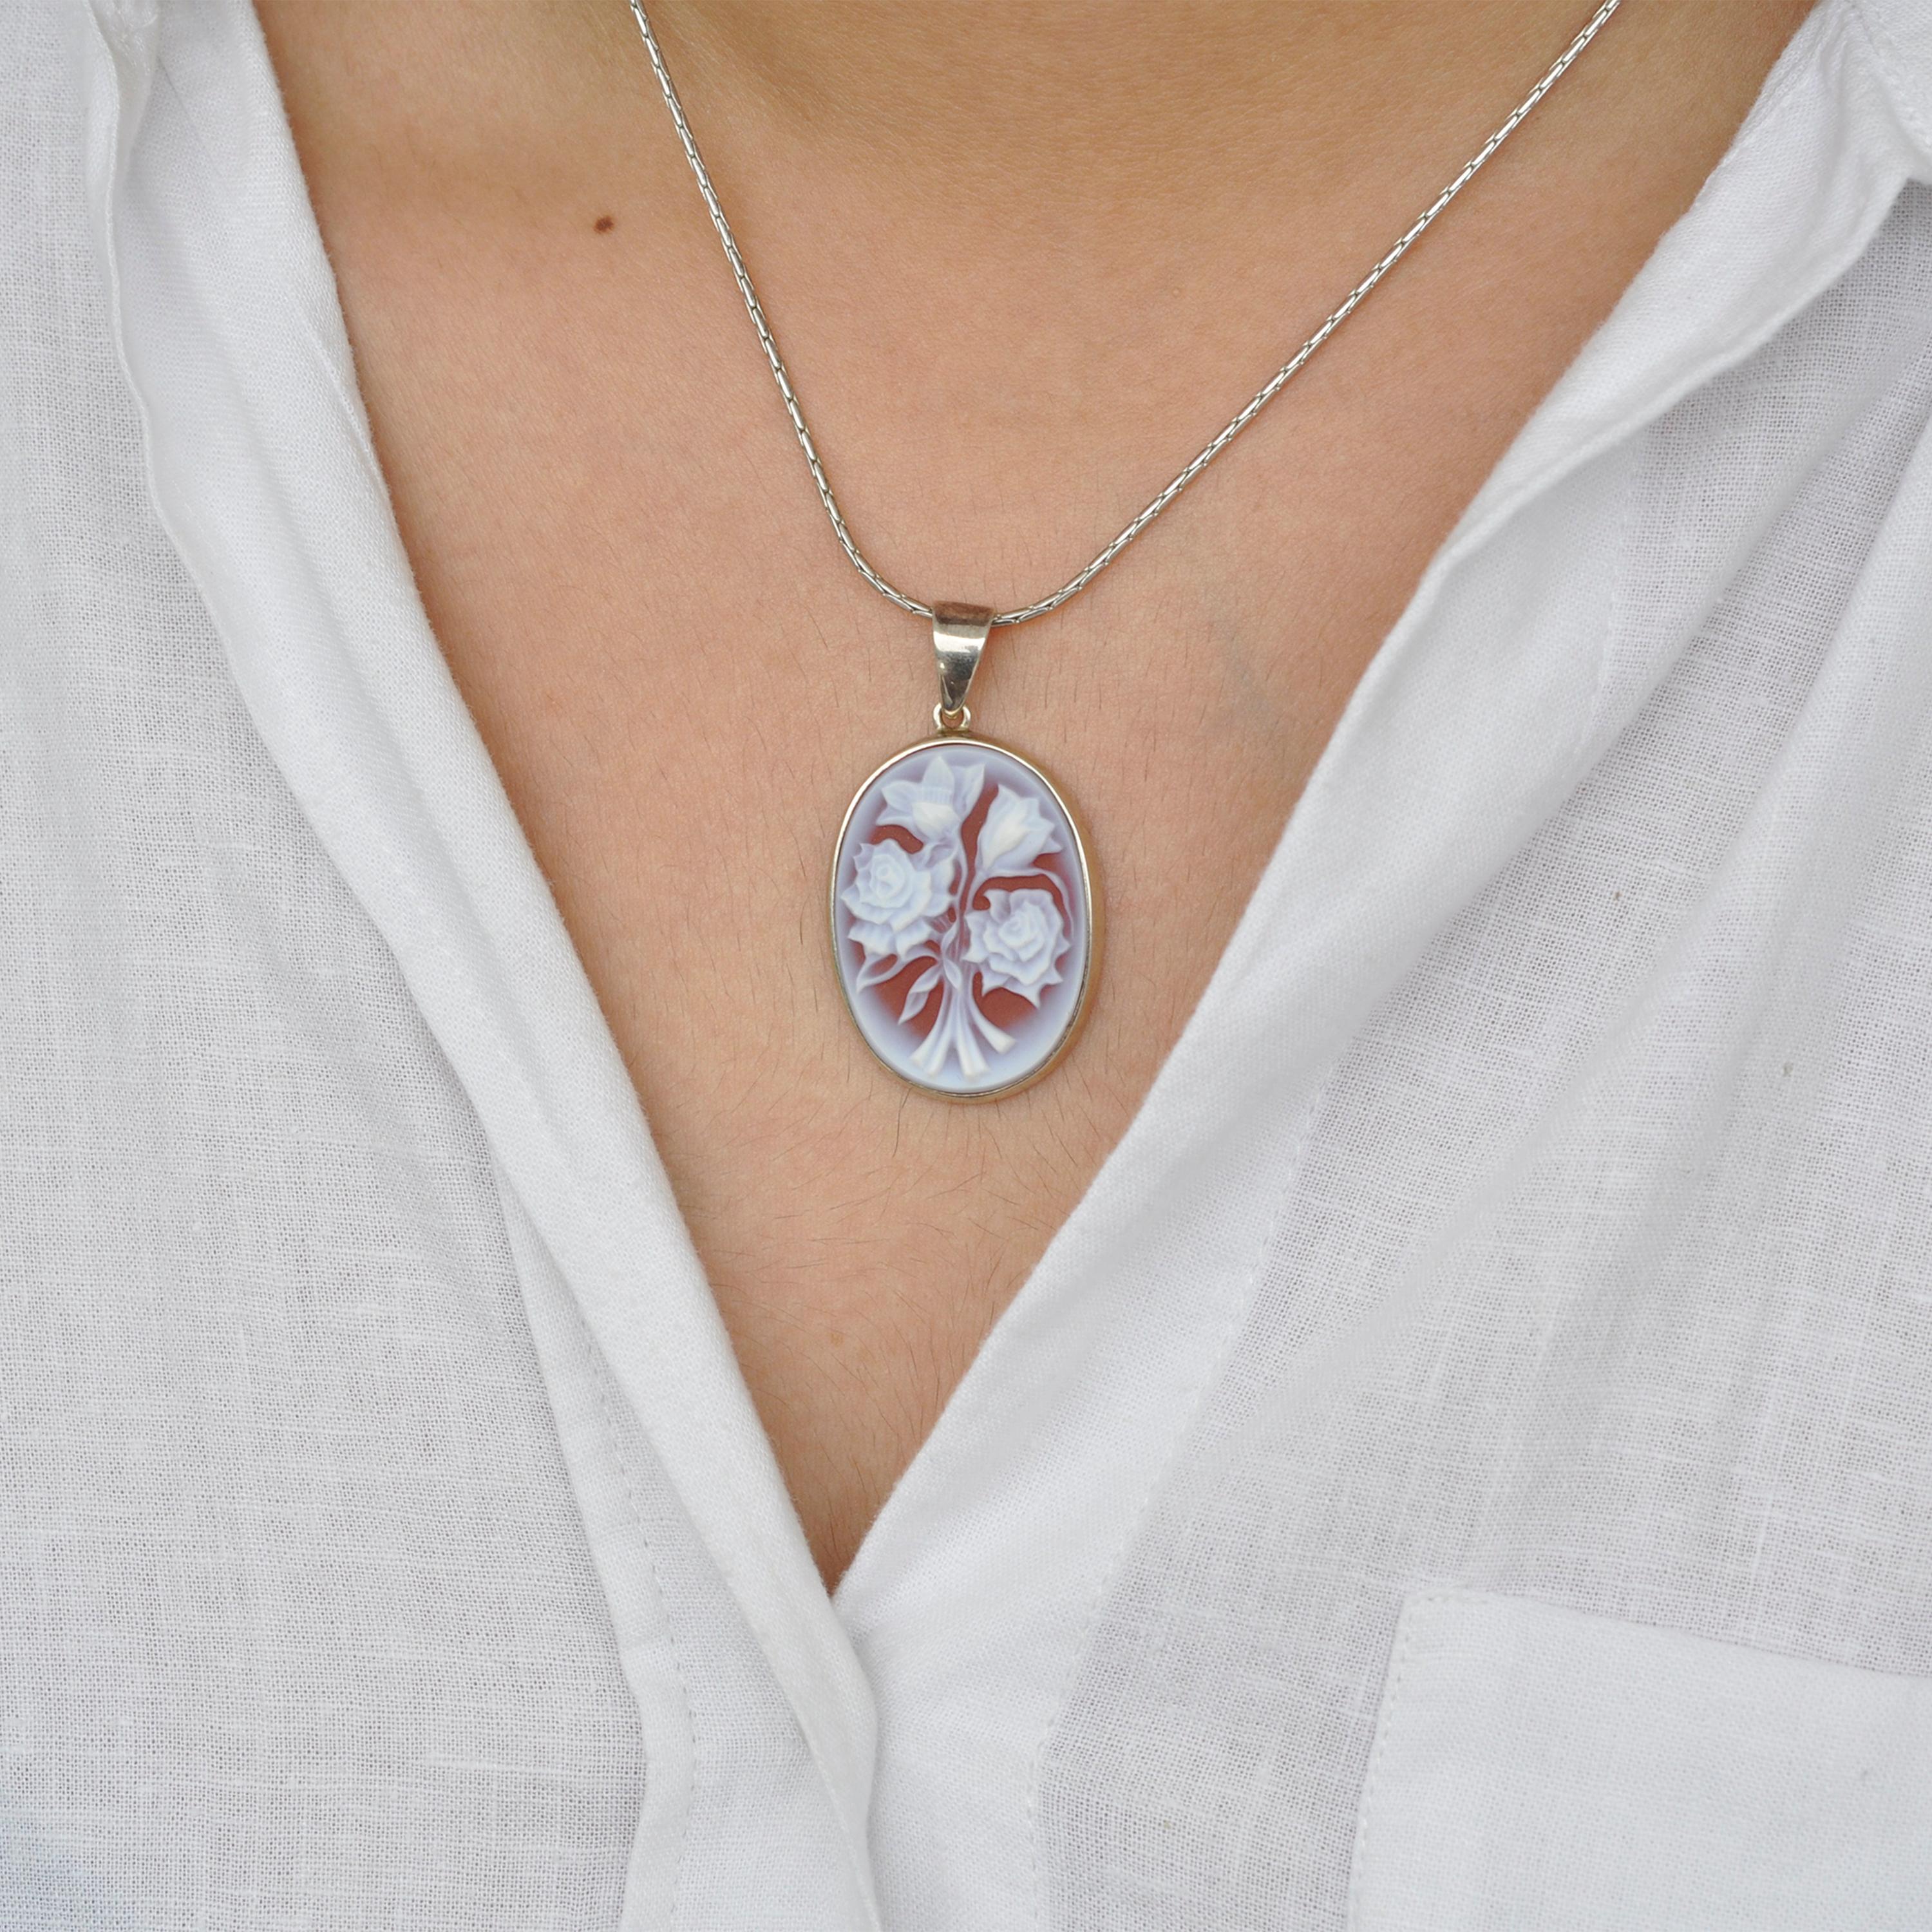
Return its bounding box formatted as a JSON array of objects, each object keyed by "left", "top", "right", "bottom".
[{"left": 899, "top": 965, "right": 942, "bottom": 1023}]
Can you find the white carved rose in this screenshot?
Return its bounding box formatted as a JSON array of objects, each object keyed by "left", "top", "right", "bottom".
[
  {"left": 963, "top": 887, "right": 1069, "bottom": 1004},
  {"left": 976, "top": 784, "right": 1061, "bottom": 876},
  {"left": 843, "top": 840, "right": 955, "bottom": 960},
  {"left": 878, "top": 753, "right": 985, "bottom": 842}
]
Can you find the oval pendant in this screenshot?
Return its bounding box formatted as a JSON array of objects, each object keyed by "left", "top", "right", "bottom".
[{"left": 830, "top": 736, "right": 1099, "bottom": 1100}]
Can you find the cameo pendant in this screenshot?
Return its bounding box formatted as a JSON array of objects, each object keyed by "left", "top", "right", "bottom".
[{"left": 830, "top": 605, "right": 1099, "bottom": 1101}]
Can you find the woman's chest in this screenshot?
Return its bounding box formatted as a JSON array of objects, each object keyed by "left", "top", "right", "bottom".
[
  {"left": 272, "top": 19, "right": 1766, "bottom": 1575},
  {"left": 328, "top": 229, "right": 1550, "bottom": 1575}
]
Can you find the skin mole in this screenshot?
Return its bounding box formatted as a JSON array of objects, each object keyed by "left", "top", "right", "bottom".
[{"left": 594, "top": 213, "right": 615, "bottom": 232}]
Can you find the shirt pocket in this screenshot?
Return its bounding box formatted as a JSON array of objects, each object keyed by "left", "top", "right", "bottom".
[{"left": 1346, "top": 1587, "right": 1932, "bottom": 1931}]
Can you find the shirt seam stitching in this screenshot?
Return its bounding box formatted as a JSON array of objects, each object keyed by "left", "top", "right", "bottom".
[
  {"left": 589, "top": 1327, "right": 699, "bottom": 1929},
  {"left": 1848, "top": 0, "right": 1932, "bottom": 158},
  {"left": 1344, "top": 1589, "right": 1454, "bottom": 1932}
]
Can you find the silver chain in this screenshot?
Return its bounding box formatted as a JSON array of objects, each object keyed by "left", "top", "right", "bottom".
[{"left": 625, "top": 0, "right": 1624, "bottom": 629}]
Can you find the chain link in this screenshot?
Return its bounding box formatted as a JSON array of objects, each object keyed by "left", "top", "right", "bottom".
[{"left": 626, "top": 0, "right": 1624, "bottom": 629}]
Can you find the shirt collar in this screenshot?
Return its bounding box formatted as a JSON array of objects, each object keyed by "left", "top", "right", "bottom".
[{"left": 1853, "top": 0, "right": 1932, "bottom": 167}]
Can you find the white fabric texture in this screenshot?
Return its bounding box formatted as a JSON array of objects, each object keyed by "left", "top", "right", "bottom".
[
  {"left": 1347, "top": 1590, "right": 1932, "bottom": 1931},
  {"left": 5, "top": 0, "right": 1932, "bottom": 1926}
]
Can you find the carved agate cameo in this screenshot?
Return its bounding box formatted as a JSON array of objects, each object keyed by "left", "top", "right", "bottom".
[{"left": 831, "top": 739, "right": 1098, "bottom": 1099}]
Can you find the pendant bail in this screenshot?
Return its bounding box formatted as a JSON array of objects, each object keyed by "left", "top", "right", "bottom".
[{"left": 932, "top": 602, "right": 994, "bottom": 735}]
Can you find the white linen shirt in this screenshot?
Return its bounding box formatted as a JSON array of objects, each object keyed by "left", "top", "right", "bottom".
[{"left": 7, "top": 1, "right": 1932, "bottom": 1926}]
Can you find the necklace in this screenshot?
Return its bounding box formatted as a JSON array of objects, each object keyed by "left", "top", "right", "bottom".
[{"left": 625, "top": 0, "right": 1625, "bottom": 1099}]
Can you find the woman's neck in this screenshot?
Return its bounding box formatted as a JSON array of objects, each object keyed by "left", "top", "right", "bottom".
[
  {"left": 647, "top": 0, "right": 1609, "bottom": 193},
  {"left": 270, "top": 0, "right": 1650, "bottom": 238},
  {"left": 254, "top": 0, "right": 1810, "bottom": 584}
]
